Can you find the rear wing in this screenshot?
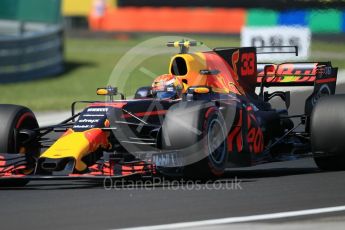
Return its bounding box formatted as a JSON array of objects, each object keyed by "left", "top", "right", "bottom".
[
  {"left": 257, "top": 62, "right": 338, "bottom": 126},
  {"left": 257, "top": 62, "right": 338, "bottom": 87}
]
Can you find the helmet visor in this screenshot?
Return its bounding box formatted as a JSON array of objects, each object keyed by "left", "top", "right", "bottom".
[{"left": 156, "top": 91, "right": 176, "bottom": 99}]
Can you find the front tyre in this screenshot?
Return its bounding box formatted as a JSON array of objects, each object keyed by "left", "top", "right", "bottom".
[
  {"left": 162, "top": 101, "right": 228, "bottom": 178},
  {"left": 0, "top": 104, "right": 39, "bottom": 187},
  {"left": 198, "top": 108, "right": 228, "bottom": 177}
]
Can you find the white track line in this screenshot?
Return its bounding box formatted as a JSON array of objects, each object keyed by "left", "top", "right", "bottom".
[{"left": 116, "top": 205, "right": 345, "bottom": 230}]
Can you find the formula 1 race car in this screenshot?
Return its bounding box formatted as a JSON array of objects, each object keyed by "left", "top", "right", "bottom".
[{"left": 0, "top": 40, "right": 344, "bottom": 186}]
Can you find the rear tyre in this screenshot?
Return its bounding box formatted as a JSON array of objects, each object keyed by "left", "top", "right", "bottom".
[
  {"left": 162, "top": 101, "right": 228, "bottom": 178},
  {"left": 0, "top": 104, "right": 39, "bottom": 187},
  {"left": 311, "top": 95, "right": 345, "bottom": 170}
]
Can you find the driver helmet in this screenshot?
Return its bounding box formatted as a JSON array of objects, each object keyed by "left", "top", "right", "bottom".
[{"left": 152, "top": 74, "right": 184, "bottom": 99}]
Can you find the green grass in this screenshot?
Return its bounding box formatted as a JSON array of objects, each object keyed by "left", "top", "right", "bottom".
[
  {"left": 311, "top": 40, "right": 345, "bottom": 69},
  {"left": 0, "top": 35, "right": 344, "bottom": 112}
]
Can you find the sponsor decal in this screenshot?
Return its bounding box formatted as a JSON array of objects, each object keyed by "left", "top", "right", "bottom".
[
  {"left": 78, "top": 119, "right": 100, "bottom": 124},
  {"left": 152, "top": 152, "right": 183, "bottom": 167},
  {"left": 73, "top": 107, "right": 109, "bottom": 131},
  {"left": 73, "top": 125, "right": 94, "bottom": 129},
  {"left": 87, "top": 108, "right": 109, "bottom": 112},
  {"left": 82, "top": 114, "right": 106, "bottom": 117}
]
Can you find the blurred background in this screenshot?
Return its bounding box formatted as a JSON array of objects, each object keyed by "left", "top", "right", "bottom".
[{"left": 0, "top": 0, "right": 344, "bottom": 111}]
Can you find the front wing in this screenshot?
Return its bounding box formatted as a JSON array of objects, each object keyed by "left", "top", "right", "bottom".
[
  {"left": 0, "top": 153, "right": 156, "bottom": 182},
  {"left": 0, "top": 149, "right": 188, "bottom": 183}
]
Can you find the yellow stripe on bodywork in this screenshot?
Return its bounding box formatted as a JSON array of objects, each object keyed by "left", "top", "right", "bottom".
[{"left": 40, "top": 129, "right": 96, "bottom": 171}]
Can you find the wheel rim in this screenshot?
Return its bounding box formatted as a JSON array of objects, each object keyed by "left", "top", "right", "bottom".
[{"left": 207, "top": 118, "right": 226, "bottom": 165}]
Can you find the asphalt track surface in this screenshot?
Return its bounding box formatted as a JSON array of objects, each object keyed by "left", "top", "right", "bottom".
[
  {"left": 1, "top": 158, "right": 345, "bottom": 230},
  {"left": 1, "top": 75, "right": 345, "bottom": 229}
]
